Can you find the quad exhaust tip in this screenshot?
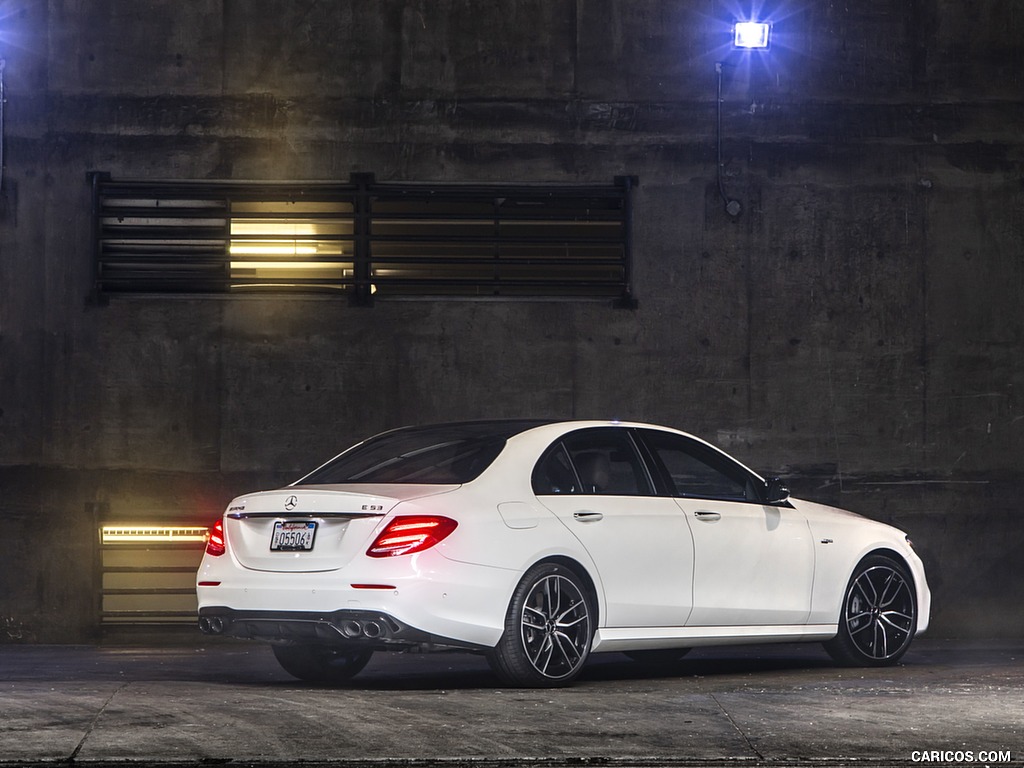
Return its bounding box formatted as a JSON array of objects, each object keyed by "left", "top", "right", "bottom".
[
  {"left": 198, "top": 614, "right": 390, "bottom": 640},
  {"left": 341, "top": 619, "right": 383, "bottom": 639},
  {"left": 198, "top": 616, "right": 225, "bottom": 635}
]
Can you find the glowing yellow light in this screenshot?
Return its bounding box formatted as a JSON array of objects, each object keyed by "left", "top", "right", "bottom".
[
  {"left": 101, "top": 526, "right": 209, "bottom": 543},
  {"left": 228, "top": 214, "right": 349, "bottom": 282},
  {"left": 231, "top": 260, "right": 346, "bottom": 270},
  {"left": 229, "top": 220, "right": 323, "bottom": 262},
  {"left": 231, "top": 221, "right": 317, "bottom": 236},
  {"left": 229, "top": 244, "right": 319, "bottom": 256}
]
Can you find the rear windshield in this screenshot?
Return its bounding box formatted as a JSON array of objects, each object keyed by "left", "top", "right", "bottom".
[{"left": 296, "top": 420, "right": 549, "bottom": 485}]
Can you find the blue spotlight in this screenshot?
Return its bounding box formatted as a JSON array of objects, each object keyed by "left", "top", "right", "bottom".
[{"left": 733, "top": 21, "right": 771, "bottom": 49}]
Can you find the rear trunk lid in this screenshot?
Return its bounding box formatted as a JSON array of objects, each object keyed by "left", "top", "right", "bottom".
[{"left": 223, "top": 484, "right": 456, "bottom": 572}]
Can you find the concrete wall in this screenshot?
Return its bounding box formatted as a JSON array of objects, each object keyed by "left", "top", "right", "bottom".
[{"left": 0, "top": 0, "right": 1021, "bottom": 642}]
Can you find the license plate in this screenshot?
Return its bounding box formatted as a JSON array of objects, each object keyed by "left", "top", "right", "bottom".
[{"left": 271, "top": 521, "right": 317, "bottom": 552}]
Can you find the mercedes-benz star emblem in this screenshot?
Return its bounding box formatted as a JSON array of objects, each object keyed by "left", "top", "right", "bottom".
[{"left": 284, "top": 495, "right": 298, "bottom": 511}]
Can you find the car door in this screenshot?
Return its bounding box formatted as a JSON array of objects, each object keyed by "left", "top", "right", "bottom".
[
  {"left": 533, "top": 427, "right": 694, "bottom": 628},
  {"left": 636, "top": 429, "right": 814, "bottom": 627}
]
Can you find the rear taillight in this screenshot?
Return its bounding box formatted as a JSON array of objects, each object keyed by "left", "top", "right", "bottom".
[
  {"left": 206, "top": 519, "right": 226, "bottom": 557},
  {"left": 366, "top": 516, "right": 458, "bottom": 558}
]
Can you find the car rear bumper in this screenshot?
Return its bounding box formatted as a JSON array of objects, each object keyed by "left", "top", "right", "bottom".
[
  {"left": 196, "top": 549, "right": 519, "bottom": 648},
  {"left": 197, "top": 606, "right": 490, "bottom": 652}
]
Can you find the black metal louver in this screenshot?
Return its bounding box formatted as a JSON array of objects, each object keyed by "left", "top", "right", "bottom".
[{"left": 91, "top": 173, "right": 636, "bottom": 305}]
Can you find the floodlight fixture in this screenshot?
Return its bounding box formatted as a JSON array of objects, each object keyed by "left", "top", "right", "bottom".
[{"left": 733, "top": 21, "right": 771, "bottom": 49}]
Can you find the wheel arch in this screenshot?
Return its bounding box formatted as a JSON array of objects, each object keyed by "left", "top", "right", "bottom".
[
  {"left": 858, "top": 547, "right": 915, "bottom": 582},
  {"left": 530, "top": 554, "right": 602, "bottom": 626},
  {"left": 853, "top": 546, "right": 928, "bottom": 631},
  {"left": 814, "top": 542, "right": 922, "bottom": 628},
  {"left": 839, "top": 546, "right": 921, "bottom": 616}
]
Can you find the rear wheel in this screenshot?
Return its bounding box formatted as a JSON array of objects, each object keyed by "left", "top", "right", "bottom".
[
  {"left": 271, "top": 644, "right": 374, "bottom": 684},
  {"left": 824, "top": 554, "right": 917, "bottom": 667},
  {"left": 488, "top": 562, "right": 594, "bottom": 687}
]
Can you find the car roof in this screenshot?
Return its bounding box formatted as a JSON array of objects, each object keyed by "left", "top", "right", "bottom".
[{"left": 361, "top": 419, "right": 556, "bottom": 442}]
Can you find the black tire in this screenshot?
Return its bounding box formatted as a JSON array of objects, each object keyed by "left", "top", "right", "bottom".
[
  {"left": 824, "top": 554, "right": 917, "bottom": 667},
  {"left": 488, "top": 562, "right": 594, "bottom": 687},
  {"left": 271, "top": 644, "right": 374, "bottom": 684},
  {"left": 624, "top": 648, "right": 692, "bottom": 664}
]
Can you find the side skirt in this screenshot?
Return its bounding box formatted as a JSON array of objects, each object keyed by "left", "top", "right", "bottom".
[{"left": 591, "top": 624, "right": 838, "bottom": 653}]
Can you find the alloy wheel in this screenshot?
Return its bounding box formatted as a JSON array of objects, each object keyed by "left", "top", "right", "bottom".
[
  {"left": 518, "top": 573, "right": 592, "bottom": 680},
  {"left": 843, "top": 563, "right": 915, "bottom": 661}
]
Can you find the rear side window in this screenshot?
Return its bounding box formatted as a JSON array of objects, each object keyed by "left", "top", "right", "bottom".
[
  {"left": 532, "top": 428, "right": 653, "bottom": 496},
  {"left": 299, "top": 421, "right": 545, "bottom": 485}
]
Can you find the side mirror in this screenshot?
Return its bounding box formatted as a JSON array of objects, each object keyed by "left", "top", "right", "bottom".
[{"left": 765, "top": 476, "right": 790, "bottom": 504}]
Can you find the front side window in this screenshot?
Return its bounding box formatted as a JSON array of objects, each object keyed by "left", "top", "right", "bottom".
[{"left": 638, "top": 429, "right": 759, "bottom": 502}]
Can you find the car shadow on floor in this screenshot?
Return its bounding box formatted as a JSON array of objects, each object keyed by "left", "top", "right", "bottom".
[
  {"left": 283, "top": 645, "right": 867, "bottom": 692},
  {"left": 7, "top": 638, "right": 1010, "bottom": 692}
]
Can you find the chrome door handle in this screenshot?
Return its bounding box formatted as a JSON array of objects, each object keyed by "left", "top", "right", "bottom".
[
  {"left": 573, "top": 511, "right": 604, "bottom": 522},
  {"left": 694, "top": 510, "right": 721, "bottom": 521}
]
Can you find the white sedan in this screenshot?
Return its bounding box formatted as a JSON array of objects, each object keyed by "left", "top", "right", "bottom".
[{"left": 196, "top": 420, "right": 930, "bottom": 687}]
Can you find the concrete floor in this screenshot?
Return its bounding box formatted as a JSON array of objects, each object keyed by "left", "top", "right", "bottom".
[{"left": 0, "top": 636, "right": 1021, "bottom": 767}]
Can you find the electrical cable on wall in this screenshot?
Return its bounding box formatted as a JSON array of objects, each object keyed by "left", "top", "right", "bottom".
[
  {"left": 0, "top": 58, "right": 6, "bottom": 192},
  {"left": 715, "top": 62, "right": 742, "bottom": 218}
]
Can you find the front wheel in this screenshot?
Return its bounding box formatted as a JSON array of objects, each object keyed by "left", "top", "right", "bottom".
[
  {"left": 271, "top": 644, "right": 374, "bottom": 684},
  {"left": 488, "top": 562, "right": 594, "bottom": 687},
  {"left": 824, "top": 554, "right": 917, "bottom": 667}
]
